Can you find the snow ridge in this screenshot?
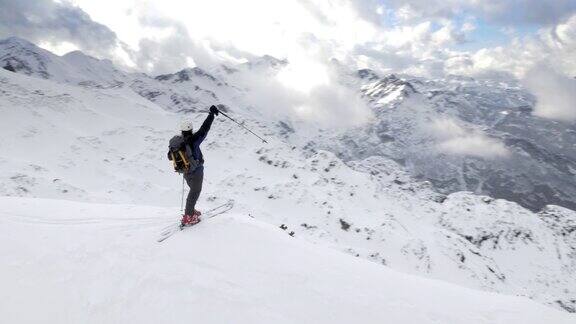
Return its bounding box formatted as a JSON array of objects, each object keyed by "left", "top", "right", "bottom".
[{"left": 2, "top": 197, "right": 574, "bottom": 324}]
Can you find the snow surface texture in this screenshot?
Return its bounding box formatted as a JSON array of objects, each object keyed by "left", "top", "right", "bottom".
[
  {"left": 0, "top": 37, "right": 575, "bottom": 318},
  {"left": 1, "top": 197, "right": 574, "bottom": 324}
]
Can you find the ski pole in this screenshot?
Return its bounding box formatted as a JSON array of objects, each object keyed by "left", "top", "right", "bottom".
[
  {"left": 180, "top": 174, "right": 185, "bottom": 212},
  {"left": 217, "top": 110, "right": 268, "bottom": 144}
]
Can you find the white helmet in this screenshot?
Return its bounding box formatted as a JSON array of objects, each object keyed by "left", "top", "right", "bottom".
[{"left": 180, "top": 119, "right": 193, "bottom": 132}]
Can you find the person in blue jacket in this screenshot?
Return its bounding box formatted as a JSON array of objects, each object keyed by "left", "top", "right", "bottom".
[{"left": 178, "top": 105, "right": 219, "bottom": 226}]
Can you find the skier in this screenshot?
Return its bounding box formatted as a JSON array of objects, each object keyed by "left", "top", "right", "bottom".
[{"left": 171, "top": 105, "right": 220, "bottom": 227}]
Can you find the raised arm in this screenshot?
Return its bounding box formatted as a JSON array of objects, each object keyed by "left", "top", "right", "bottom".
[{"left": 192, "top": 105, "right": 219, "bottom": 144}]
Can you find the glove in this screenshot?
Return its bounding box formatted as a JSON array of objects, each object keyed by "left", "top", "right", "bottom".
[{"left": 210, "top": 105, "right": 219, "bottom": 116}]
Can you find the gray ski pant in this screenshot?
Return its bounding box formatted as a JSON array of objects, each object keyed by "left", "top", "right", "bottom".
[{"left": 184, "top": 168, "right": 204, "bottom": 216}]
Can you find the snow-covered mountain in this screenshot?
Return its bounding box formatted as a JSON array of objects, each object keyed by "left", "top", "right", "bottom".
[
  {"left": 0, "top": 36, "right": 575, "bottom": 319},
  {"left": 0, "top": 37, "right": 128, "bottom": 86},
  {"left": 324, "top": 71, "right": 576, "bottom": 212}
]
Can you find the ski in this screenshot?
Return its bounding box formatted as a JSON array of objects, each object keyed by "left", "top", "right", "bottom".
[{"left": 157, "top": 200, "right": 234, "bottom": 243}]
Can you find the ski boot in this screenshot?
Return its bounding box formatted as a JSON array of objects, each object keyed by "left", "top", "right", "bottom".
[{"left": 180, "top": 213, "right": 201, "bottom": 228}]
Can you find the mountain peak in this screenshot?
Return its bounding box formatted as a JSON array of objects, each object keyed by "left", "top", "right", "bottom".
[
  {"left": 62, "top": 50, "right": 92, "bottom": 59},
  {"left": 0, "top": 36, "right": 56, "bottom": 79},
  {"left": 0, "top": 36, "right": 55, "bottom": 57},
  {"left": 0, "top": 36, "right": 127, "bottom": 85},
  {"left": 243, "top": 55, "right": 288, "bottom": 71},
  {"left": 361, "top": 73, "right": 418, "bottom": 105},
  {"left": 260, "top": 54, "right": 287, "bottom": 65},
  {"left": 357, "top": 68, "right": 380, "bottom": 81},
  {"left": 155, "top": 66, "right": 221, "bottom": 84},
  {"left": 62, "top": 50, "right": 114, "bottom": 68},
  {"left": 0, "top": 36, "right": 38, "bottom": 48}
]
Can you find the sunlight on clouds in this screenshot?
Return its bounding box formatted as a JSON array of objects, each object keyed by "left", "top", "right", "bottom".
[
  {"left": 384, "top": 22, "right": 431, "bottom": 48},
  {"left": 147, "top": 0, "right": 315, "bottom": 58},
  {"left": 72, "top": 0, "right": 376, "bottom": 127},
  {"left": 39, "top": 41, "right": 79, "bottom": 56},
  {"left": 67, "top": 0, "right": 576, "bottom": 88},
  {"left": 276, "top": 57, "right": 330, "bottom": 93},
  {"left": 72, "top": 0, "right": 381, "bottom": 71},
  {"left": 113, "top": 46, "right": 137, "bottom": 69}
]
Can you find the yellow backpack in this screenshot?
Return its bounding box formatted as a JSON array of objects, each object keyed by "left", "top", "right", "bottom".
[{"left": 168, "top": 135, "right": 191, "bottom": 173}]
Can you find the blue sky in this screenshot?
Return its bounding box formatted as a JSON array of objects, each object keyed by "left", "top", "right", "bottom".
[
  {"left": 376, "top": 1, "right": 548, "bottom": 51},
  {"left": 459, "top": 19, "right": 540, "bottom": 51}
]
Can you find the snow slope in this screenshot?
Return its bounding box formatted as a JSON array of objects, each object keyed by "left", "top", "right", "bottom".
[
  {"left": 0, "top": 68, "right": 178, "bottom": 205},
  {"left": 1, "top": 196, "right": 573, "bottom": 324},
  {"left": 1, "top": 38, "right": 575, "bottom": 314}
]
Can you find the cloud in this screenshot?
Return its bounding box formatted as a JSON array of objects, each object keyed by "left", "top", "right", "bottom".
[
  {"left": 354, "top": 45, "right": 417, "bottom": 72},
  {"left": 61, "top": 0, "right": 558, "bottom": 79},
  {"left": 0, "top": 0, "right": 374, "bottom": 127},
  {"left": 438, "top": 14, "right": 576, "bottom": 78},
  {"left": 353, "top": 3, "right": 576, "bottom": 78},
  {"left": 297, "top": 84, "right": 373, "bottom": 127},
  {"left": 131, "top": 13, "right": 220, "bottom": 74},
  {"left": 346, "top": 0, "right": 384, "bottom": 26},
  {"left": 523, "top": 64, "right": 576, "bottom": 122},
  {"left": 2, "top": 0, "right": 574, "bottom": 87},
  {"left": 429, "top": 118, "right": 467, "bottom": 140},
  {"left": 67, "top": 0, "right": 391, "bottom": 75},
  {"left": 429, "top": 118, "right": 510, "bottom": 158},
  {"left": 0, "top": 0, "right": 120, "bottom": 57},
  {"left": 229, "top": 58, "right": 373, "bottom": 128},
  {"left": 384, "top": 0, "right": 462, "bottom": 22},
  {"left": 437, "top": 136, "right": 510, "bottom": 158},
  {"left": 431, "top": 22, "right": 468, "bottom": 46},
  {"left": 473, "top": 0, "right": 576, "bottom": 25},
  {"left": 384, "top": 0, "right": 576, "bottom": 26}
]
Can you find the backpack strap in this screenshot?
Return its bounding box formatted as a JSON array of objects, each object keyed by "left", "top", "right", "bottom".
[{"left": 177, "top": 150, "right": 190, "bottom": 171}]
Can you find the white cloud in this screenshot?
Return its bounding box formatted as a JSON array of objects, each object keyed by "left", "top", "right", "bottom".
[
  {"left": 523, "top": 64, "right": 576, "bottom": 122},
  {"left": 230, "top": 60, "right": 373, "bottom": 128},
  {"left": 0, "top": 0, "right": 122, "bottom": 57},
  {"left": 296, "top": 84, "right": 373, "bottom": 127},
  {"left": 5, "top": 0, "right": 576, "bottom": 132},
  {"left": 384, "top": 0, "right": 576, "bottom": 25},
  {"left": 429, "top": 118, "right": 466, "bottom": 139},
  {"left": 437, "top": 136, "right": 510, "bottom": 158},
  {"left": 3, "top": 0, "right": 575, "bottom": 88},
  {"left": 431, "top": 22, "right": 468, "bottom": 46},
  {"left": 276, "top": 56, "right": 331, "bottom": 93},
  {"left": 445, "top": 14, "right": 576, "bottom": 78},
  {"left": 472, "top": 0, "right": 576, "bottom": 25},
  {"left": 429, "top": 118, "right": 510, "bottom": 158},
  {"left": 64, "top": 0, "right": 386, "bottom": 76}
]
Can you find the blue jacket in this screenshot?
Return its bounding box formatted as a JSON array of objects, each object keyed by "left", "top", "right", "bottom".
[{"left": 183, "top": 112, "right": 215, "bottom": 167}]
